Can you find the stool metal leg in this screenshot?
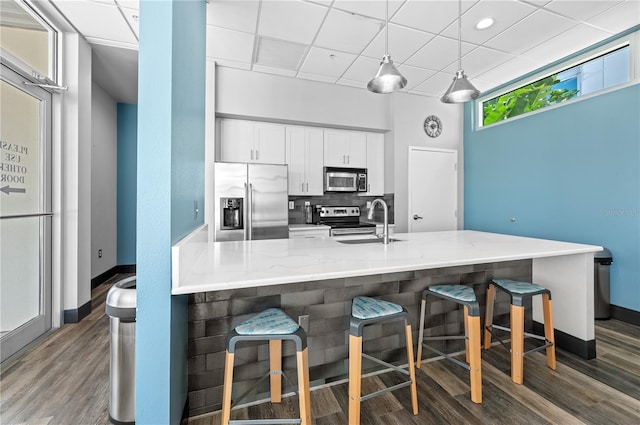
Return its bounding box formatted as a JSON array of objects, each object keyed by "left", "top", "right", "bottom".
[
  {"left": 511, "top": 304, "right": 525, "bottom": 384},
  {"left": 221, "top": 350, "right": 235, "bottom": 425},
  {"left": 542, "top": 294, "right": 557, "bottom": 371},
  {"left": 296, "top": 347, "right": 312, "bottom": 425},
  {"left": 416, "top": 298, "right": 427, "bottom": 368},
  {"left": 348, "top": 334, "right": 363, "bottom": 425},
  {"left": 404, "top": 320, "right": 419, "bottom": 415},
  {"left": 483, "top": 284, "right": 496, "bottom": 350},
  {"left": 466, "top": 307, "right": 482, "bottom": 403},
  {"left": 269, "top": 340, "right": 282, "bottom": 403}
]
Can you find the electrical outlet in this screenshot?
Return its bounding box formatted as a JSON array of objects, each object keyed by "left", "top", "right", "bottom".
[
  {"left": 98, "top": 249, "right": 102, "bottom": 258},
  {"left": 298, "top": 315, "right": 310, "bottom": 332},
  {"left": 366, "top": 201, "right": 372, "bottom": 209},
  {"left": 289, "top": 201, "right": 295, "bottom": 210}
]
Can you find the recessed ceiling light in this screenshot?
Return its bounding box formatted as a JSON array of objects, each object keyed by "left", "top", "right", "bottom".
[{"left": 476, "top": 17, "right": 494, "bottom": 30}]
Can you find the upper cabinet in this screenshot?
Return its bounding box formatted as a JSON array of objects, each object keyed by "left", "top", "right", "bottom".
[
  {"left": 362, "top": 133, "right": 384, "bottom": 196},
  {"left": 218, "top": 119, "right": 285, "bottom": 164},
  {"left": 323, "top": 130, "right": 367, "bottom": 168},
  {"left": 286, "top": 126, "right": 324, "bottom": 196}
]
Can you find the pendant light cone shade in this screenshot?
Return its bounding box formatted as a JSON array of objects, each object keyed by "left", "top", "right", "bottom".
[
  {"left": 441, "top": 70, "right": 480, "bottom": 103},
  {"left": 368, "top": 54, "right": 407, "bottom": 94},
  {"left": 441, "top": 0, "right": 481, "bottom": 103},
  {"left": 367, "top": 0, "right": 407, "bottom": 94}
]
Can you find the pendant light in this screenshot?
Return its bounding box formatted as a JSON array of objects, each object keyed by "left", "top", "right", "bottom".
[
  {"left": 441, "top": 0, "right": 480, "bottom": 103},
  {"left": 367, "top": 0, "right": 407, "bottom": 94}
]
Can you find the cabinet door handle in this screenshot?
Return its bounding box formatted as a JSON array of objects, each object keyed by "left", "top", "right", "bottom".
[
  {"left": 347, "top": 155, "right": 350, "bottom": 164},
  {"left": 251, "top": 149, "right": 254, "bottom": 160},
  {"left": 256, "top": 150, "right": 259, "bottom": 160},
  {"left": 343, "top": 155, "right": 346, "bottom": 164},
  {"left": 305, "top": 182, "right": 309, "bottom": 192},
  {"left": 413, "top": 214, "right": 423, "bottom": 220},
  {"left": 302, "top": 182, "right": 304, "bottom": 192}
]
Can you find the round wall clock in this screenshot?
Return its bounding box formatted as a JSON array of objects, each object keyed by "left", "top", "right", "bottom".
[{"left": 424, "top": 115, "right": 442, "bottom": 138}]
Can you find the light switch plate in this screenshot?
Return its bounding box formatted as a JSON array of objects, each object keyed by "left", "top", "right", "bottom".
[{"left": 289, "top": 201, "right": 295, "bottom": 210}]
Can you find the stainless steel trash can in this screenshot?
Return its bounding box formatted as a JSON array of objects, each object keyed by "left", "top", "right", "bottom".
[
  {"left": 594, "top": 248, "right": 612, "bottom": 320},
  {"left": 106, "top": 276, "right": 136, "bottom": 424}
]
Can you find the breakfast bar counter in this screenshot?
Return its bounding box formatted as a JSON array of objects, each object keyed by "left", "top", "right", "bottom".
[{"left": 174, "top": 227, "right": 601, "bottom": 416}]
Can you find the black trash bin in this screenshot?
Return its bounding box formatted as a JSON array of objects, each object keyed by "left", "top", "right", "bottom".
[
  {"left": 105, "top": 276, "right": 136, "bottom": 425},
  {"left": 594, "top": 248, "right": 612, "bottom": 320}
]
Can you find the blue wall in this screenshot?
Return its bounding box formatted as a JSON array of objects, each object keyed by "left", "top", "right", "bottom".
[
  {"left": 116, "top": 103, "right": 137, "bottom": 266},
  {"left": 135, "top": 1, "right": 206, "bottom": 424},
  {"left": 464, "top": 78, "right": 640, "bottom": 312}
]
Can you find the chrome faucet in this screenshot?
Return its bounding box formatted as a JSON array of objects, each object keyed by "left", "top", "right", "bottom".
[{"left": 367, "top": 198, "right": 389, "bottom": 244}]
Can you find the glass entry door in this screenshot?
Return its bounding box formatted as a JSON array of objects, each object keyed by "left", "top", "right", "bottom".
[{"left": 0, "top": 64, "right": 52, "bottom": 362}]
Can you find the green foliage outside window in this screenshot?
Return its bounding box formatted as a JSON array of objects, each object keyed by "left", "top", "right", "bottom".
[{"left": 482, "top": 75, "right": 579, "bottom": 126}]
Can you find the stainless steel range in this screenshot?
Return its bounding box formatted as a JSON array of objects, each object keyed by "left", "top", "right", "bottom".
[{"left": 317, "top": 206, "right": 376, "bottom": 237}]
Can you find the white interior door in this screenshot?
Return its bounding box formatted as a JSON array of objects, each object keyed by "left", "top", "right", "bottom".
[{"left": 408, "top": 147, "right": 457, "bottom": 232}]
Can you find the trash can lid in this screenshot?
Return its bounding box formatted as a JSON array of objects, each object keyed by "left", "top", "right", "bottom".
[
  {"left": 105, "top": 275, "right": 136, "bottom": 319},
  {"left": 595, "top": 247, "right": 612, "bottom": 260}
]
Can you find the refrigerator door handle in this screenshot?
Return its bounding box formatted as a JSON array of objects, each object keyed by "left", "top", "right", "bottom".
[
  {"left": 248, "top": 183, "right": 253, "bottom": 240},
  {"left": 243, "top": 183, "right": 249, "bottom": 240}
]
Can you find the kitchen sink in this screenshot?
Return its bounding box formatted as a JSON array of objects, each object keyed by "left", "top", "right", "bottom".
[{"left": 336, "top": 238, "right": 404, "bottom": 244}]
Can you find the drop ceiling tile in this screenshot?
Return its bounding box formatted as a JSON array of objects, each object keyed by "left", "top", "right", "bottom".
[
  {"left": 315, "top": 8, "right": 383, "bottom": 54},
  {"left": 587, "top": 1, "right": 640, "bottom": 34},
  {"left": 206, "top": 26, "right": 255, "bottom": 63},
  {"left": 521, "top": 24, "right": 615, "bottom": 68},
  {"left": 396, "top": 64, "right": 436, "bottom": 90},
  {"left": 362, "top": 24, "right": 435, "bottom": 63},
  {"left": 392, "top": 0, "right": 475, "bottom": 34},
  {"left": 440, "top": 0, "right": 537, "bottom": 45},
  {"left": 519, "top": 0, "right": 552, "bottom": 6},
  {"left": 543, "top": 0, "right": 621, "bottom": 22},
  {"left": 342, "top": 56, "right": 383, "bottom": 82},
  {"left": 412, "top": 72, "right": 458, "bottom": 96},
  {"left": 299, "top": 47, "right": 357, "bottom": 77},
  {"left": 484, "top": 9, "right": 576, "bottom": 54},
  {"left": 51, "top": 0, "right": 137, "bottom": 44},
  {"left": 297, "top": 72, "right": 339, "bottom": 84},
  {"left": 443, "top": 46, "right": 512, "bottom": 77},
  {"left": 252, "top": 64, "right": 297, "bottom": 77},
  {"left": 115, "top": 0, "right": 138, "bottom": 10},
  {"left": 332, "top": 0, "right": 404, "bottom": 20},
  {"left": 206, "top": 0, "right": 259, "bottom": 33},
  {"left": 120, "top": 6, "right": 139, "bottom": 38},
  {"left": 406, "top": 36, "right": 475, "bottom": 71},
  {"left": 336, "top": 78, "right": 366, "bottom": 89},
  {"left": 469, "top": 76, "right": 501, "bottom": 94},
  {"left": 477, "top": 55, "right": 538, "bottom": 85},
  {"left": 258, "top": 0, "right": 328, "bottom": 44}
]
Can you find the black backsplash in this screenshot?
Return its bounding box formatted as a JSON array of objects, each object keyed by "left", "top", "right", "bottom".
[{"left": 288, "top": 193, "right": 394, "bottom": 225}]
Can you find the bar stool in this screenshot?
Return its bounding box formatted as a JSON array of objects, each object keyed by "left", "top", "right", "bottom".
[
  {"left": 221, "top": 308, "right": 311, "bottom": 425},
  {"left": 349, "top": 296, "right": 418, "bottom": 425},
  {"left": 484, "top": 278, "right": 556, "bottom": 384},
  {"left": 416, "top": 285, "right": 482, "bottom": 403}
]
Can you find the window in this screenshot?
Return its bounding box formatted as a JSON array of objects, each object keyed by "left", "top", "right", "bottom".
[{"left": 481, "top": 45, "right": 631, "bottom": 127}]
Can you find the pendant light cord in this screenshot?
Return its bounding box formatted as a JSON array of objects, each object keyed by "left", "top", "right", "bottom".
[
  {"left": 385, "top": 0, "right": 389, "bottom": 56},
  {"left": 457, "top": 0, "right": 462, "bottom": 70}
]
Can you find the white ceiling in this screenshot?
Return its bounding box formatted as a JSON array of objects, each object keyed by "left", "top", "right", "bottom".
[{"left": 49, "top": 0, "right": 640, "bottom": 104}]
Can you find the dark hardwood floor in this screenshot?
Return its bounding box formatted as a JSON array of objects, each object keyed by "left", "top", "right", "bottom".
[{"left": 1, "top": 276, "right": 639, "bottom": 425}]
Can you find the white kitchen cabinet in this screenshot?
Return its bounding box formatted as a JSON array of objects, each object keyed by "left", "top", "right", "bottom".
[
  {"left": 286, "top": 126, "right": 324, "bottom": 195},
  {"left": 361, "top": 132, "right": 384, "bottom": 196},
  {"left": 218, "top": 119, "right": 285, "bottom": 164},
  {"left": 323, "top": 129, "right": 367, "bottom": 168}
]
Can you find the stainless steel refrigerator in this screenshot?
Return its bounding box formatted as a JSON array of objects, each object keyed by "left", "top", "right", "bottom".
[{"left": 214, "top": 162, "right": 289, "bottom": 241}]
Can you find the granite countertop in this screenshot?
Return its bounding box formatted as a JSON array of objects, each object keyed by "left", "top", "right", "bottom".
[{"left": 172, "top": 229, "right": 602, "bottom": 295}]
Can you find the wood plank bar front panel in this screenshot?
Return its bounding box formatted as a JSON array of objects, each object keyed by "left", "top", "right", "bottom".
[{"left": 186, "top": 260, "right": 532, "bottom": 417}]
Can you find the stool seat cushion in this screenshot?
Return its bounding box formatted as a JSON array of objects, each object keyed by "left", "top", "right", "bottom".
[
  {"left": 427, "top": 285, "right": 477, "bottom": 302},
  {"left": 352, "top": 296, "right": 402, "bottom": 319},
  {"left": 235, "top": 308, "right": 299, "bottom": 335},
  {"left": 492, "top": 279, "right": 546, "bottom": 294}
]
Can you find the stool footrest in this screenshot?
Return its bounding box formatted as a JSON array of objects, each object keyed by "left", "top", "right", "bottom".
[
  {"left": 360, "top": 380, "right": 414, "bottom": 402},
  {"left": 486, "top": 325, "right": 554, "bottom": 357},
  {"left": 361, "top": 352, "right": 410, "bottom": 377},
  {"left": 524, "top": 341, "right": 554, "bottom": 356},
  {"left": 420, "top": 343, "right": 471, "bottom": 371},
  {"left": 230, "top": 370, "right": 298, "bottom": 410},
  {"left": 230, "top": 420, "right": 301, "bottom": 425}
]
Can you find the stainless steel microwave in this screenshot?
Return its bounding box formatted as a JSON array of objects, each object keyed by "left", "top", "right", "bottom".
[{"left": 324, "top": 167, "right": 367, "bottom": 192}]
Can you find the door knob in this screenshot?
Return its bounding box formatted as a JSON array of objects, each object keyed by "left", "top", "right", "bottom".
[{"left": 413, "top": 214, "right": 423, "bottom": 220}]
